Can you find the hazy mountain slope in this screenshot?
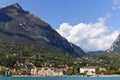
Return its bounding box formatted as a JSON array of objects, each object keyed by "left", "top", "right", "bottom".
[{"left": 107, "top": 34, "right": 120, "bottom": 53}]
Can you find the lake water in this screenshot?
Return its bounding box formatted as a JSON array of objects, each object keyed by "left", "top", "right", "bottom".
[{"left": 0, "top": 76, "right": 120, "bottom": 80}]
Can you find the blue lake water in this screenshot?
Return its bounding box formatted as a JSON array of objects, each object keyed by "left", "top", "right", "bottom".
[{"left": 0, "top": 76, "right": 120, "bottom": 80}]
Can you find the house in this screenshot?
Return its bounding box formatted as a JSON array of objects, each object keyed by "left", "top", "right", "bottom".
[
  {"left": 0, "top": 66, "right": 9, "bottom": 70},
  {"left": 99, "top": 67, "right": 106, "bottom": 71},
  {"left": 54, "top": 68, "right": 65, "bottom": 76},
  {"left": 80, "top": 66, "right": 99, "bottom": 75},
  {"left": 37, "top": 68, "right": 55, "bottom": 76},
  {"left": 13, "top": 61, "right": 34, "bottom": 71}
]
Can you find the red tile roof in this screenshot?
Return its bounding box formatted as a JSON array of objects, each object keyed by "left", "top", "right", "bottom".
[{"left": 81, "top": 66, "right": 97, "bottom": 69}]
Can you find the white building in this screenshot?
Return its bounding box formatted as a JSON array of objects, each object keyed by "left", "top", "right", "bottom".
[{"left": 80, "top": 66, "right": 99, "bottom": 75}]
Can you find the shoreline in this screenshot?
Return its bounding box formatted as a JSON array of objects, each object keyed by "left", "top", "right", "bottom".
[
  {"left": 3, "top": 75, "right": 120, "bottom": 77},
  {"left": 96, "top": 75, "right": 120, "bottom": 77}
]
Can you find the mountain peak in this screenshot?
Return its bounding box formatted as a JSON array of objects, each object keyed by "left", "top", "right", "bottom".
[
  {"left": 0, "top": 3, "right": 23, "bottom": 11},
  {"left": 7, "top": 3, "right": 23, "bottom": 10},
  {"left": 11, "top": 3, "right": 22, "bottom": 9}
]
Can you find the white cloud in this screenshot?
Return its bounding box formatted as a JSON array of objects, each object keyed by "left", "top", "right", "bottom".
[
  {"left": 112, "top": 0, "right": 120, "bottom": 5},
  {"left": 112, "top": 0, "right": 120, "bottom": 10},
  {"left": 57, "top": 18, "right": 119, "bottom": 51}
]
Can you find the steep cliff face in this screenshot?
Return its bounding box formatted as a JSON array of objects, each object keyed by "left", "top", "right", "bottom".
[
  {"left": 107, "top": 34, "right": 120, "bottom": 53},
  {"left": 0, "top": 3, "right": 86, "bottom": 56}
]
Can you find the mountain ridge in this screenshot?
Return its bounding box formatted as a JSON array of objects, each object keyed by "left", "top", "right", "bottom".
[{"left": 0, "top": 3, "right": 86, "bottom": 57}]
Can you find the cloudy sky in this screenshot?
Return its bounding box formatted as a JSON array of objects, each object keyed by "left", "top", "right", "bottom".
[{"left": 0, "top": 0, "right": 120, "bottom": 51}]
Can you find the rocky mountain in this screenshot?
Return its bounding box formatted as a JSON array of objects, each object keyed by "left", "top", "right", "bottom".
[
  {"left": 107, "top": 34, "right": 120, "bottom": 53},
  {"left": 0, "top": 3, "right": 86, "bottom": 56}
]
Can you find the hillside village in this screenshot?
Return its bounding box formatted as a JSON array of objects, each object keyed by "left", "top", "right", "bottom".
[{"left": 1, "top": 61, "right": 120, "bottom": 77}]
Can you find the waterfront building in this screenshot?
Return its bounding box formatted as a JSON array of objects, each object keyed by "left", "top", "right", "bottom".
[
  {"left": 31, "top": 67, "right": 64, "bottom": 76},
  {"left": 80, "top": 66, "right": 99, "bottom": 75}
]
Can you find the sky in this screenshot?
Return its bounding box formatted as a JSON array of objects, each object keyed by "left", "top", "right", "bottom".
[{"left": 0, "top": 0, "right": 120, "bottom": 51}]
